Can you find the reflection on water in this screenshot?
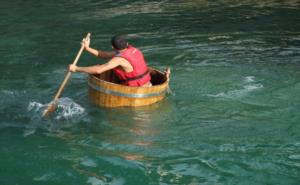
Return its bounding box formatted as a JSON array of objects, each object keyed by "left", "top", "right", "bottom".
[{"left": 101, "top": 101, "right": 173, "bottom": 161}]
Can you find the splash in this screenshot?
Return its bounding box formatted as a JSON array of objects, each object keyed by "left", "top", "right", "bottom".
[
  {"left": 28, "top": 101, "right": 45, "bottom": 113},
  {"left": 54, "top": 97, "right": 86, "bottom": 120},
  {"left": 28, "top": 97, "right": 86, "bottom": 121}
]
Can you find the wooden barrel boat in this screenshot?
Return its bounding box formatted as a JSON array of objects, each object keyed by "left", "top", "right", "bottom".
[{"left": 88, "top": 68, "right": 170, "bottom": 107}]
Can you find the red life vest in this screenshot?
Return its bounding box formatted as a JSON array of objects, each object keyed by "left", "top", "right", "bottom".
[{"left": 113, "top": 45, "right": 151, "bottom": 87}]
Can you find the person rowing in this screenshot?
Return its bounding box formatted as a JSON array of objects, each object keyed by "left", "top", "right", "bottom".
[{"left": 69, "top": 35, "right": 152, "bottom": 87}]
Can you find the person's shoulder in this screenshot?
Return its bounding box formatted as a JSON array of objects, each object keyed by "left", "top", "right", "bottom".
[
  {"left": 111, "top": 56, "right": 128, "bottom": 63},
  {"left": 128, "top": 45, "right": 139, "bottom": 50}
]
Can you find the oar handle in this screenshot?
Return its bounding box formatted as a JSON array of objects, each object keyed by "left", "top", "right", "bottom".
[
  {"left": 53, "top": 33, "right": 90, "bottom": 101},
  {"left": 42, "top": 33, "right": 90, "bottom": 117},
  {"left": 73, "top": 33, "right": 91, "bottom": 66},
  {"left": 53, "top": 71, "right": 72, "bottom": 100}
]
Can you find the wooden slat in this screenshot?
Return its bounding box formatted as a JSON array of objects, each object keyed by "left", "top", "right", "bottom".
[{"left": 88, "top": 68, "right": 169, "bottom": 107}]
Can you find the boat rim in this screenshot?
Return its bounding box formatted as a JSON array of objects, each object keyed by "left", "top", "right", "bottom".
[{"left": 89, "top": 68, "right": 169, "bottom": 89}]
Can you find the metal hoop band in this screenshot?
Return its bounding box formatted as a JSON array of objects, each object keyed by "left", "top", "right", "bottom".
[{"left": 88, "top": 81, "right": 166, "bottom": 98}]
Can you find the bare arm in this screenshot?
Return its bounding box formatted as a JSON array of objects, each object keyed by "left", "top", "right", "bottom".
[
  {"left": 85, "top": 47, "right": 116, "bottom": 59},
  {"left": 69, "top": 57, "right": 125, "bottom": 75},
  {"left": 83, "top": 37, "right": 115, "bottom": 59},
  {"left": 97, "top": 50, "right": 116, "bottom": 59}
]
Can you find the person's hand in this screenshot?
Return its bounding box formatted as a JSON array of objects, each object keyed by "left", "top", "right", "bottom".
[
  {"left": 69, "top": 64, "right": 77, "bottom": 72},
  {"left": 165, "top": 67, "right": 171, "bottom": 79},
  {"left": 82, "top": 37, "right": 90, "bottom": 50}
]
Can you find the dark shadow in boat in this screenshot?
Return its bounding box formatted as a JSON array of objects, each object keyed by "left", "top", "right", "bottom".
[{"left": 93, "top": 68, "right": 168, "bottom": 86}]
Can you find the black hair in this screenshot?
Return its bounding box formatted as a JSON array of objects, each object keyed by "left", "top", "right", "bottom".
[{"left": 111, "top": 35, "right": 128, "bottom": 50}]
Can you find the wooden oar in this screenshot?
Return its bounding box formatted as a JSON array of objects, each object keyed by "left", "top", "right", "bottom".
[{"left": 42, "top": 33, "right": 91, "bottom": 117}]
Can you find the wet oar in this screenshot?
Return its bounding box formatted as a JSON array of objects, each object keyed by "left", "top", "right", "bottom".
[{"left": 42, "top": 33, "right": 91, "bottom": 117}]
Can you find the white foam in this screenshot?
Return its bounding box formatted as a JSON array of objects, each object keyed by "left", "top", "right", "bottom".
[
  {"left": 33, "top": 173, "right": 55, "bottom": 181},
  {"left": 27, "top": 97, "right": 86, "bottom": 121},
  {"left": 289, "top": 154, "right": 300, "bottom": 160},
  {"left": 208, "top": 83, "right": 263, "bottom": 98},
  {"left": 212, "top": 75, "right": 263, "bottom": 98},
  {"left": 173, "top": 54, "right": 186, "bottom": 60},
  {"left": 54, "top": 97, "right": 85, "bottom": 120},
  {"left": 1, "top": 90, "right": 15, "bottom": 95},
  {"left": 110, "top": 177, "right": 125, "bottom": 185},
  {"left": 244, "top": 76, "right": 255, "bottom": 83},
  {"left": 244, "top": 84, "right": 263, "bottom": 91},
  {"left": 290, "top": 36, "right": 300, "bottom": 41},
  {"left": 81, "top": 157, "right": 97, "bottom": 167},
  {"left": 278, "top": 50, "right": 294, "bottom": 56},
  {"left": 23, "top": 129, "right": 36, "bottom": 137},
  {"left": 208, "top": 35, "right": 231, "bottom": 41},
  {"left": 87, "top": 177, "right": 105, "bottom": 185},
  {"left": 28, "top": 101, "right": 45, "bottom": 112}
]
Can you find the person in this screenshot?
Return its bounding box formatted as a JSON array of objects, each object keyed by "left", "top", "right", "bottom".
[{"left": 69, "top": 35, "right": 152, "bottom": 87}]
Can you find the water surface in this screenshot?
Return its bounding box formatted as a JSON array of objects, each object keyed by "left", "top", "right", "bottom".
[{"left": 1, "top": 1, "right": 300, "bottom": 184}]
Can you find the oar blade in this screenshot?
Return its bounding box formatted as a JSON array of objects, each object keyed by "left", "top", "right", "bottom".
[{"left": 42, "top": 103, "right": 57, "bottom": 118}]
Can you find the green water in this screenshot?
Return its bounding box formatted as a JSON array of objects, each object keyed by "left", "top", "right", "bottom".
[{"left": 1, "top": 1, "right": 300, "bottom": 184}]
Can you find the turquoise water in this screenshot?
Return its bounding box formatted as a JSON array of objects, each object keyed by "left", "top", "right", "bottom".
[{"left": 1, "top": 1, "right": 300, "bottom": 184}]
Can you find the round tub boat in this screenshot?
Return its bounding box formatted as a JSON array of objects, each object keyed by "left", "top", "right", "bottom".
[{"left": 88, "top": 68, "right": 170, "bottom": 107}]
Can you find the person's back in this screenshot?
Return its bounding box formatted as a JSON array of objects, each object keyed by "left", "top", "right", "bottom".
[{"left": 114, "top": 45, "right": 151, "bottom": 86}]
